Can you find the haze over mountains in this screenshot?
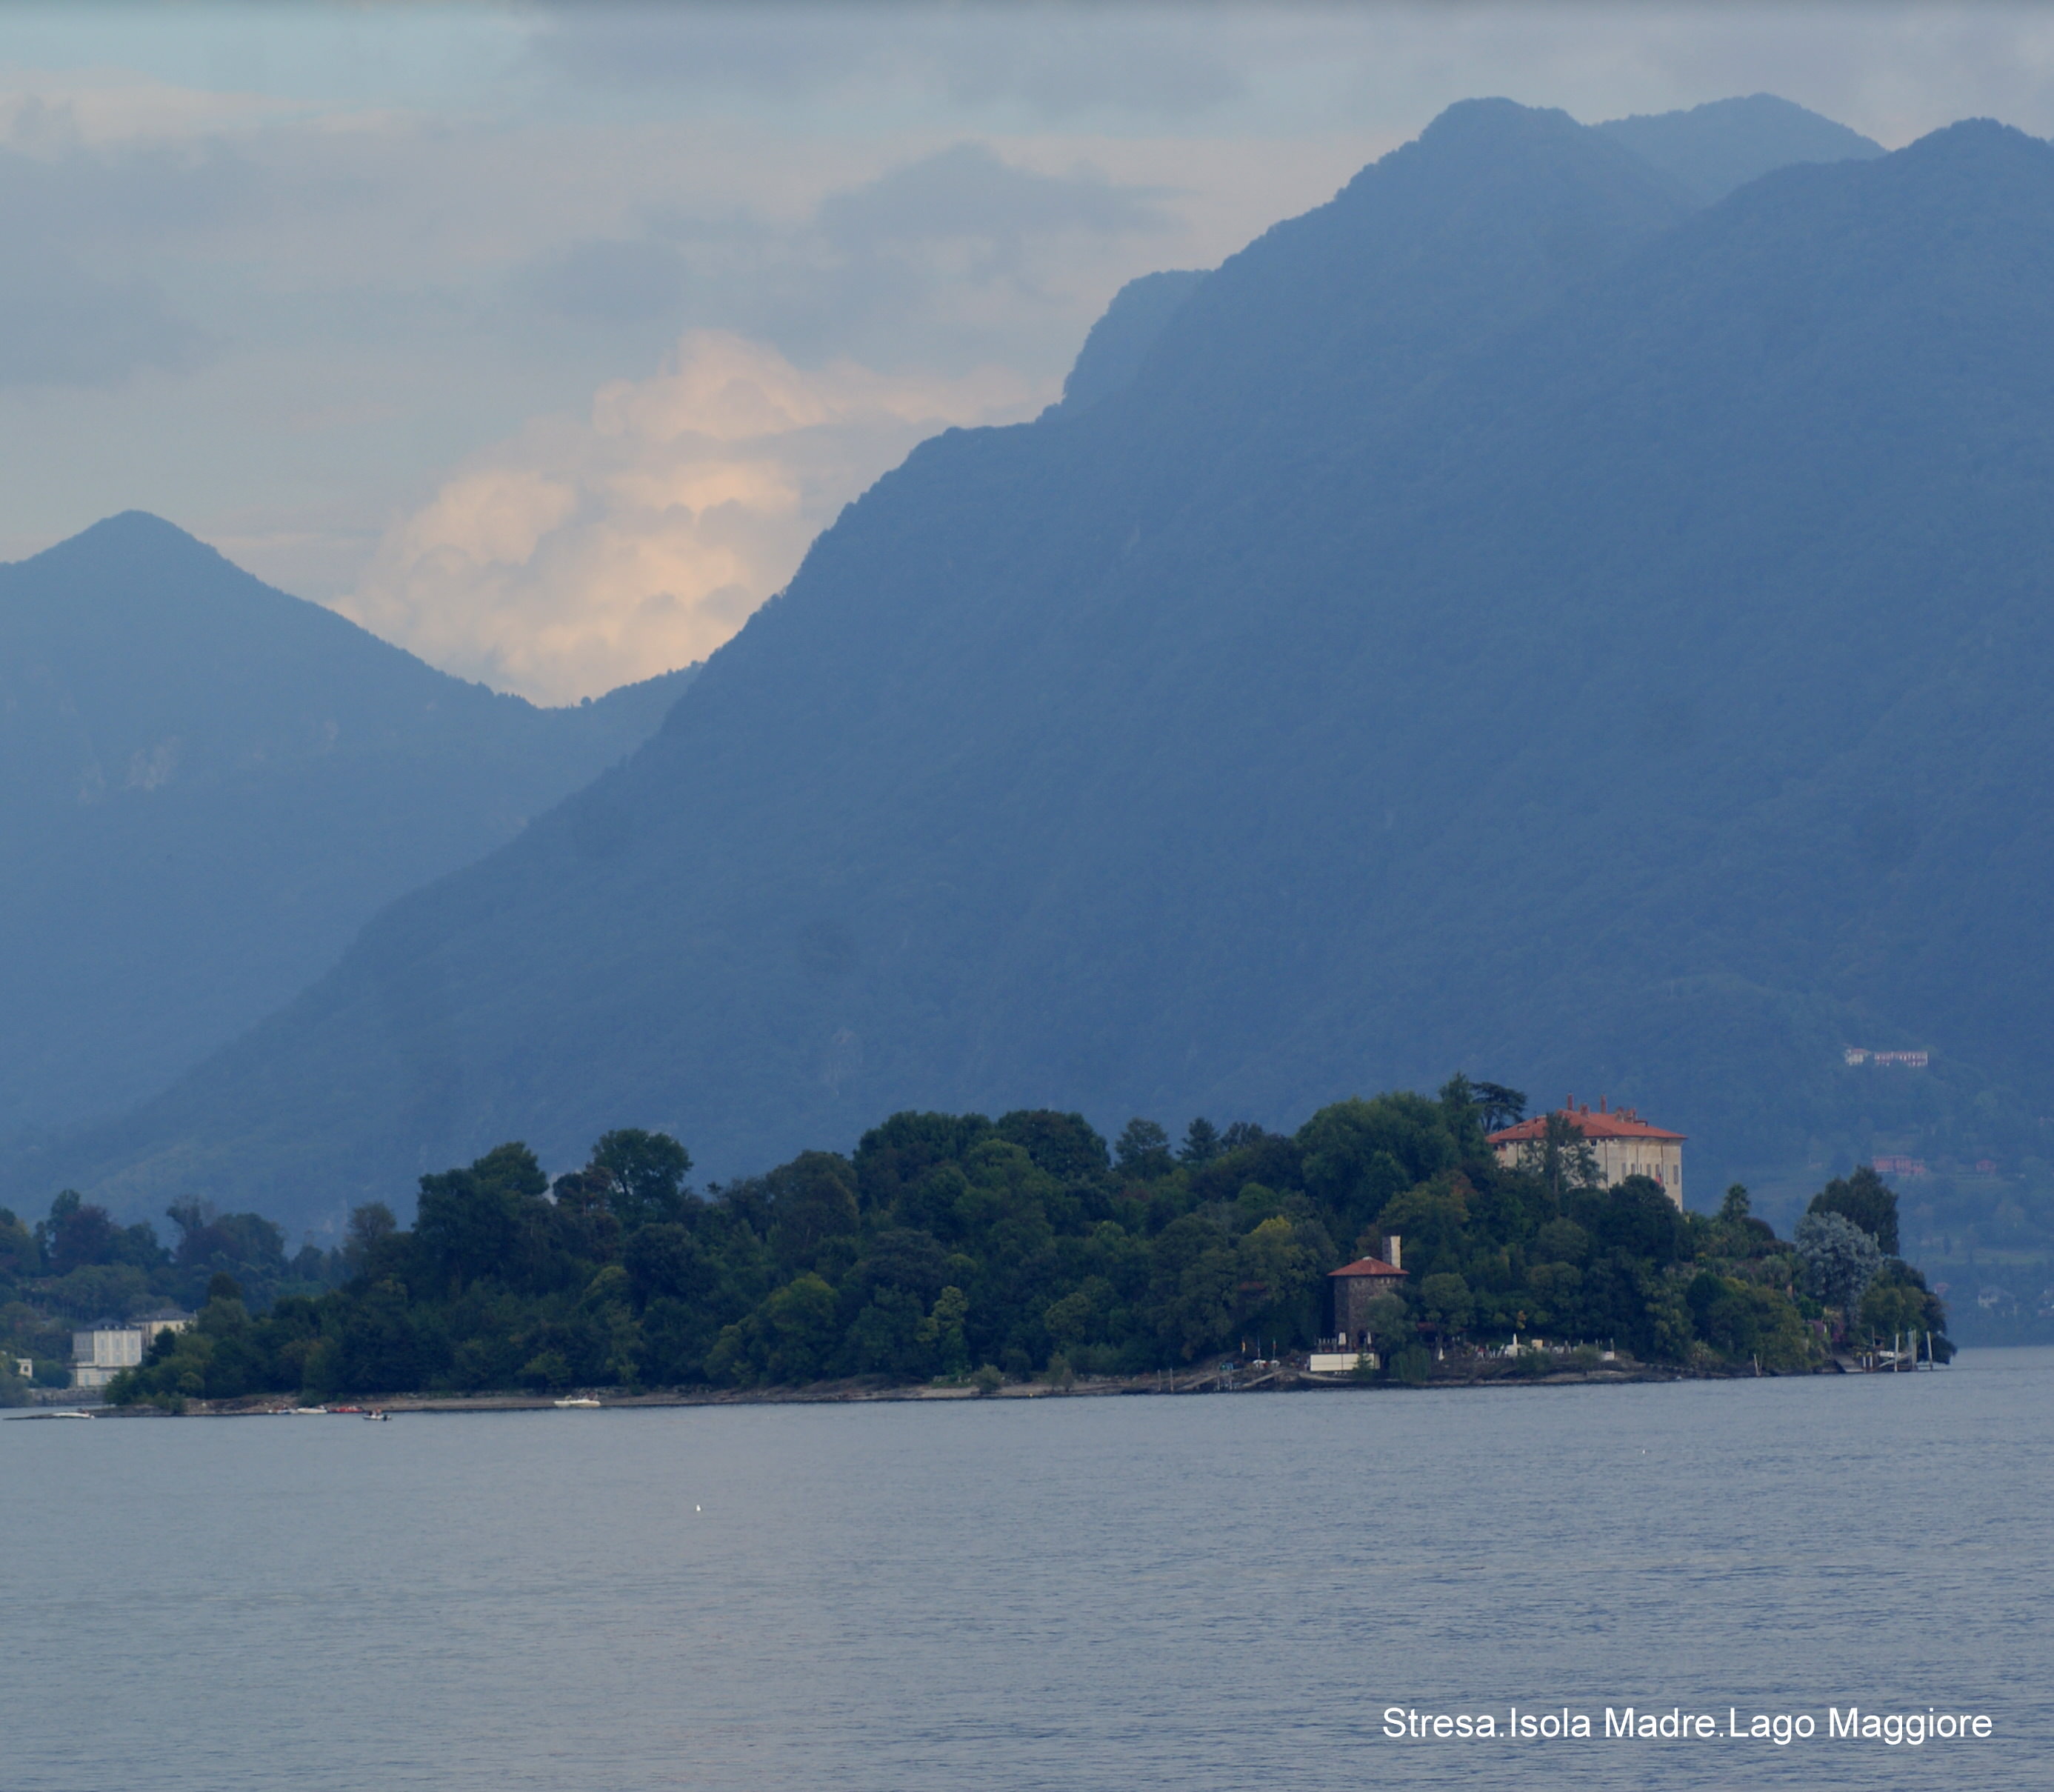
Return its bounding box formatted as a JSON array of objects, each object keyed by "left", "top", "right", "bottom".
[
  {"left": 0, "top": 513, "right": 691, "bottom": 1133},
  {"left": 15, "top": 93, "right": 2052, "bottom": 1243}
]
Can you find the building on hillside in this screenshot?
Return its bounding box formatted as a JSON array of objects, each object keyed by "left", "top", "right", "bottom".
[
  {"left": 1487, "top": 1099, "right": 1686, "bottom": 1210},
  {"left": 1310, "top": 1237, "right": 1409, "bottom": 1370}
]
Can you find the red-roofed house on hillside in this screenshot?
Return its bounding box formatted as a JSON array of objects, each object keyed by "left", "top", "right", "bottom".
[{"left": 1487, "top": 1100, "right": 1686, "bottom": 1210}]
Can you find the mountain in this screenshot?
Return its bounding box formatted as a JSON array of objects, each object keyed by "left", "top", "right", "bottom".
[
  {"left": 27, "top": 100, "right": 2054, "bottom": 1238},
  {"left": 1596, "top": 93, "right": 1884, "bottom": 201},
  {"left": 1049, "top": 269, "right": 1210, "bottom": 415},
  {"left": 0, "top": 513, "right": 692, "bottom": 1133}
]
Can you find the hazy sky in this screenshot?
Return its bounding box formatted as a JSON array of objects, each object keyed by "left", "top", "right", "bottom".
[{"left": 7, "top": 1, "right": 2054, "bottom": 701}]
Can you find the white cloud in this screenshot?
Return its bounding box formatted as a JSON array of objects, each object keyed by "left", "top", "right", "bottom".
[
  {"left": 0, "top": 70, "right": 301, "bottom": 152},
  {"left": 339, "top": 330, "right": 1045, "bottom": 703}
]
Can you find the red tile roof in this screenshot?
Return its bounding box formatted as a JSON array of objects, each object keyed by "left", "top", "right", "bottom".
[
  {"left": 1488, "top": 1104, "right": 1684, "bottom": 1145},
  {"left": 1328, "top": 1256, "right": 1407, "bottom": 1279}
]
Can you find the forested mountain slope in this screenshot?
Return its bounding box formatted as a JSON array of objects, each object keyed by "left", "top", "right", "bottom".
[
  {"left": 0, "top": 513, "right": 692, "bottom": 1131},
  {"left": 32, "top": 101, "right": 2054, "bottom": 1233}
]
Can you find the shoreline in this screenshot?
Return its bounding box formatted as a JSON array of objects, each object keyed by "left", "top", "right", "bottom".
[{"left": 88, "top": 1355, "right": 1899, "bottom": 1417}]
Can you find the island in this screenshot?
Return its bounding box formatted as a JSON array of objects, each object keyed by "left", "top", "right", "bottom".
[{"left": 0, "top": 1076, "right": 1948, "bottom": 1412}]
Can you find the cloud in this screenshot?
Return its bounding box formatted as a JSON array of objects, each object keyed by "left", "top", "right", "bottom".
[
  {"left": 339, "top": 330, "right": 1044, "bottom": 704},
  {"left": 0, "top": 71, "right": 301, "bottom": 151},
  {"left": 813, "top": 140, "right": 1167, "bottom": 250},
  {"left": 27, "top": 1, "right": 2054, "bottom": 687},
  {"left": 520, "top": 141, "right": 1177, "bottom": 369},
  {"left": 0, "top": 258, "right": 203, "bottom": 387},
  {"left": 530, "top": 3, "right": 1247, "bottom": 119}
]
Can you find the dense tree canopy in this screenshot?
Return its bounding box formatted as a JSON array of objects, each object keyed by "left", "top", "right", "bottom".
[{"left": 86, "top": 1077, "right": 1952, "bottom": 1409}]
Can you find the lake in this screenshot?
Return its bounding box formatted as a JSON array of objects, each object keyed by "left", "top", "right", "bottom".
[{"left": 8, "top": 1350, "right": 2048, "bottom": 1791}]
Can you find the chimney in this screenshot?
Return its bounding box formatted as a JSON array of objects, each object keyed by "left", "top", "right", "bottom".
[
  {"left": 1386, "top": 1234, "right": 1402, "bottom": 1272},
  {"left": 1600, "top": 1096, "right": 1607, "bottom": 1113}
]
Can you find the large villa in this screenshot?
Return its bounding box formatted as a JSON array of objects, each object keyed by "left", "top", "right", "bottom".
[{"left": 1487, "top": 1099, "right": 1686, "bottom": 1209}]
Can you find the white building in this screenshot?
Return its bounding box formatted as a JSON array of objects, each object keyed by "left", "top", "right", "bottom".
[
  {"left": 70, "top": 1310, "right": 192, "bottom": 1390},
  {"left": 72, "top": 1324, "right": 143, "bottom": 1389},
  {"left": 1487, "top": 1099, "right": 1687, "bottom": 1210}
]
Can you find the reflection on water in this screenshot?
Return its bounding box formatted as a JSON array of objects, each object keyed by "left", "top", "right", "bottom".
[{"left": 8, "top": 1350, "right": 2049, "bottom": 1791}]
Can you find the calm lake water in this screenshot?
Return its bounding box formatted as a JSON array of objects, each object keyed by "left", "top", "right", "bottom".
[{"left": 7, "top": 1350, "right": 2049, "bottom": 1791}]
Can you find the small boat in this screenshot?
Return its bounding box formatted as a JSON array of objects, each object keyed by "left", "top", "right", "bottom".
[
  {"left": 6, "top": 1409, "right": 94, "bottom": 1420},
  {"left": 364, "top": 1408, "right": 389, "bottom": 1421},
  {"left": 290, "top": 1405, "right": 328, "bottom": 1416},
  {"left": 553, "top": 1396, "right": 601, "bottom": 1408}
]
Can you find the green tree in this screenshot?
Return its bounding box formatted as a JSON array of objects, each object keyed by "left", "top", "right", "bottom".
[
  {"left": 342, "top": 1202, "right": 398, "bottom": 1278},
  {"left": 1436, "top": 1074, "right": 1490, "bottom": 1154},
  {"left": 624, "top": 1224, "right": 716, "bottom": 1306},
  {"left": 1580, "top": 1177, "right": 1684, "bottom": 1265},
  {"left": 1718, "top": 1185, "right": 1751, "bottom": 1222},
  {"left": 1298, "top": 1094, "right": 1458, "bottom": 1229},
  {"left": 1178, "top": 1117, "right": 1223, "bottom": 1165},
  {"left": 590, "top": 1129, "right": 694, "bottom": 1228},
  {"left": 707, "top": 1273, "right": 843, "bottom": 1385},
  {"left": 1418, "top": 1272, "right": 1474, "bottom": 1339},
  {"left": 1360, "top": 1290, "right": 1411, "bottom": 1350},
  {"left": 1472, "top": 1082, "right": 1527, "bottom": 1133},
  {"left": 416, "top": 1143, "right": 548, "bottom": 1292},
  {"left": 1518, "top": 1113, "right": 1600, "bottom": 1200},
  {"left": 918, "top": 1285, "right": 971, "bottom": 1377},
  {"left": 1532, "top": 1218, "right": 1590, "bottom": 1265},
  {"left": 1795, "top": 1210, "right": 1883, "bottom": 1314},
  {"left": 1043, "top": 1277, "right": 1116, "bottom": 1354},
  {"left": 1807, "top": 1167, "right": 1898, "bottom": 1255},
  {"left": 764, "top": 1153, "right": 861, "bottom": 1271},
  {"left": 579, "top": 1265, "right": 643, "bottom": 1388},
  {"left": 44, "top": 1195, "right": 124, "bottom": 1276},
  {"left": 0, "top": 1205, "right": 34, "bottom": 1283},
  {"left": 847, "top": 1288, "right": 934, "bottom": 1378},
  {"left": 1114, "top": 1119, "right": 1174, "bottom": 1180},
  {"left": 993, "top": 1110, "right": 1110, "bottom": 1180},
  {"left": 1858, "top": 1259, "right": 1951, "bottom": 1354},
  {"left": 1374, "top": 1176, "right": 1473, "bottom": 1279}
]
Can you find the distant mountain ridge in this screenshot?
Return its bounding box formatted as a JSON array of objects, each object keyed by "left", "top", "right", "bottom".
[
  {"left": 0, "top": 511, "right": 693, "bottom": 1133},
  {"left": 1596, "top": 93, "right": 1884, "bottom": 200},
  {"left": 21, "top": 96, "right": 2054, "bottom": 1236}
]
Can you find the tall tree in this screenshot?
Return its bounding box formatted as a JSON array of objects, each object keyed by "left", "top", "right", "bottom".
[
  {"left": 1807, "top": 1167, "right": 1898, "bottom": 1255},
  {"left": 1796, "top": 1210, "right": 1883, "bottom": 1313},
  {"left": 1472, "top": 1082, "right": 1528, "bottom": 1133},
  {"left": 591, "top": 1130, "right": 694, "bottom": 1228},
  {"left": 1518, "top": 1112, "right": 1600, "bottom": 1201},
  {"left": 1114, "top": 1119, "right": 1174, "bottom": 1180}
]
